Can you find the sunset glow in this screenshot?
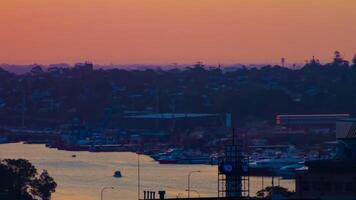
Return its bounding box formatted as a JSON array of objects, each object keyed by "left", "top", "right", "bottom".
[{"left": 1, "top": 0, "right": 356, "bottom": 64}]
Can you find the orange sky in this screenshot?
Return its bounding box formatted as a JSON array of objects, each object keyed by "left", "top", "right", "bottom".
[{"left": 1, "top": 0, "right": 356, "bottom": 65}]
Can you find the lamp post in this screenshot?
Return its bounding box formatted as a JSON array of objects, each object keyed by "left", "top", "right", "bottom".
[
  {"left": 101, "top": 187, "right": 114, "bottom": 200},
  {"left": 187, "top": 170, "right": 201, "bottom": 198}
]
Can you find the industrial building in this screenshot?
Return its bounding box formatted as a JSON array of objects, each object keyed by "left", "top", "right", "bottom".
[{"left": 275, "top": 114, "right": 350, "bottom": 134}]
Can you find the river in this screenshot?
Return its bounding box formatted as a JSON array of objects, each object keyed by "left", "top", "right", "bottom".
[{"left": 0, "top": 143, "right": 295, "bottom": 200}]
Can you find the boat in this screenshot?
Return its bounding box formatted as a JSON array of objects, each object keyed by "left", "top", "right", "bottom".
[
  {"left": 249, "top": 157, "right": 303, "bottom": 176},
  {"left": 250, "top": 157, "right": 302, "bottom": 169},
  {"left": 278, "top": 163, "right": 306, "bottom": 178},
  {"left": 157, "top": 149, "right": 213, "bottom": 164},
  {"left": 152, "top": 148, "right": 184, "bottom": 160},
  {"left": 113, "top": 171, "right": 122, "bottom": 178}
]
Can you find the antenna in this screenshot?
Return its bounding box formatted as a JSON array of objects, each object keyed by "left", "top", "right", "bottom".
[{"left": 218, "top": 126, "right": 250, "bottom": 198}]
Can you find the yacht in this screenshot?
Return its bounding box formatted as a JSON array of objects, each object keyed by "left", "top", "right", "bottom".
[
  {"left": 278, "top": 163, "right": 307, "bottom": 178},
  {"left": 156, "top": 149, "right": 213, "bottom": 164},
  {"left": 152, "top": 148, "right": 183, "bottom": 160},
  {"left": 249, "top": 156, "right": 303, "bottom": 175},
  {"left": 249, "top": 157, "right": 302, "bottom": 169}
]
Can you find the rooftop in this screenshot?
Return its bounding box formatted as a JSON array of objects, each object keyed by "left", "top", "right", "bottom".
[{"left": 125, "top": 113, "right": 219, "bottom": 119}]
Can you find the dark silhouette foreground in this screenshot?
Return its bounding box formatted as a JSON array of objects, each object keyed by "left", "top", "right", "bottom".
[
  {"left": 0, "top": 159, "right": 57, "bottom": 200},
  {"left": 257, "top": 186, "right": 295, "bottom": 198}
]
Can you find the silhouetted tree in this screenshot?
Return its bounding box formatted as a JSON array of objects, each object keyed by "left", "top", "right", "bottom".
[
  {"left": 333, "top": 51, "right": 343, "bottom": 64},
  {"left": 1, "top": 52, "right": 356, "bottom": 127},
  {"left": 256, "top": 186, "right": 295, "bottom": 198},
  {"left": 30, "top": 65, "right": 44, "bottom": 75},
  {"left": 0, "top": 159, "right": 57, "bottom": 200},
  {"left": 31, "top": 170, "right": 57, "bottom": 200},
  {"left": 332, "top": 51, "right": 349, "bottom": 67}
]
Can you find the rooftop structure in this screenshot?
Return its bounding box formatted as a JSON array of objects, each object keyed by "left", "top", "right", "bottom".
[
  {"left": 125, "top": 113, "right": 218, "bottom": 119},
  {"left": 276, "top": 114, "right": 350, "bottom": 126}
]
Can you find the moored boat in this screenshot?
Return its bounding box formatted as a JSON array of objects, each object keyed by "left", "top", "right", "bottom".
[{"left": 113, "top": 170, "right": 122, "bottom": 178}]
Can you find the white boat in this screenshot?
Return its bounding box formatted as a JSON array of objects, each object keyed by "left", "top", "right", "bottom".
[
  {"left": 152, "top": 148, "right": 183, "bottom": 160},
  {"left": 249, "top": 157, "right": 302, "bottom": 169},
  {"left": 156, "top": 149, "right": 213, "bottom": 165},
  {"left": 278, "top": 163, "right": 306, "bottom": 178},
  {"left": 249, "top": 156, "right": 303, "bottom": 176}
]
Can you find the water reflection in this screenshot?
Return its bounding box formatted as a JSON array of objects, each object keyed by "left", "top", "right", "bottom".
[{"left": 0, "top": 143, "right": 294, "bottom": 200}]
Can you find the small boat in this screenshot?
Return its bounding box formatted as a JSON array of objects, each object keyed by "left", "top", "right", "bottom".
[
  {"left": 113, "top": 171, "right": 122, "bottom": 178},
  {"left": 278, "top": 163, "right": 306, "bottom": 179}
]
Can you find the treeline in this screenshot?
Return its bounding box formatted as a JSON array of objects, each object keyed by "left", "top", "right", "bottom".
[{"left": 1, "top": 51, "right": 356, "bottom": 127}]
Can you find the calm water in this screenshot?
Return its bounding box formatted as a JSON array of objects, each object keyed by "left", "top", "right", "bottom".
[{"left": 0, "top": 143, "right": 294, "bottom": 200}]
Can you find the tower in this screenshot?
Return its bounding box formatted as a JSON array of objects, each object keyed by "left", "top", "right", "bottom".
[{"left": 218, "top": 129, "right": 249, "bottom": 199}]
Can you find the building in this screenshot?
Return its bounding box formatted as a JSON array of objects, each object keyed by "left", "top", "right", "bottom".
[
  {"left": 295, "top": 118, "right": 356, "bottom": 200},
  {"left": 275, "top": 114, "right": 350, "bottom": 133}
]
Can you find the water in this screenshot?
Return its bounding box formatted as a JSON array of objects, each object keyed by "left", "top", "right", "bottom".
[{"left": 0, "top": 143, "right": 295, "bottom": 200}]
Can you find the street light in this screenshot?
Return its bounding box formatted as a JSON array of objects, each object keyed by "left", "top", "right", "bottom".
[
  {"left": 137, "top": 152, "right": 142, "bottom": 200},
  {"left": 101, "top": 187, "right": 115, "bottom": 200},
  {"left": 187, "top": 170, "right": 201, "bottom": 198},
  {"left": 185, "top": 189, "right": 200, "bottom": 198}
]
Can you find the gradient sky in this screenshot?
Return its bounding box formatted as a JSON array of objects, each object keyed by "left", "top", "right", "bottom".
[{"left": 1, "top": 0, "right": 356, "bottom": 65}]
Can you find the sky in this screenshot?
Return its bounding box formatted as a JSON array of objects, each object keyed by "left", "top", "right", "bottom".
[{"left": 1, "top": 0, "right": 356, "bottom": 65}]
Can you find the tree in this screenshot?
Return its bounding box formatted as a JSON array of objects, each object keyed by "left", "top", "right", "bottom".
[
  {"left": 31, "top": 170, "right": 57, "bottom": 200},
  {"left": 256, "top": 186, "right": 295, "bottom": 198},
  {"left": 333, "top": 51, "right": 343, "bottom": 65},
  {"left": 332, "top": 51, "right": 349, "bottom": 67},
  {"left": 0, "top": 159, "right": 57, "bottom": 200},
  {"left": 30, "top": 65, "right": 44, "bottom": 75}
]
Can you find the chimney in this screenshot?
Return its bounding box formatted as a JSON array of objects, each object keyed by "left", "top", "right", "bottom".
[
  {"left": 144, "top": 191, "right": 158, "bottom": 200},
  {"left": 144, "top": 191, "right": 147, "bottom": 200},
  {"left": 158, "top": 191, "right": 166, "bottom": 200}
]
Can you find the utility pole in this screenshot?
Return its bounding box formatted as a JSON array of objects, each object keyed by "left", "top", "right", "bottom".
[{"left": 138, "top": 153, "right": 141, "bottom": 200}]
